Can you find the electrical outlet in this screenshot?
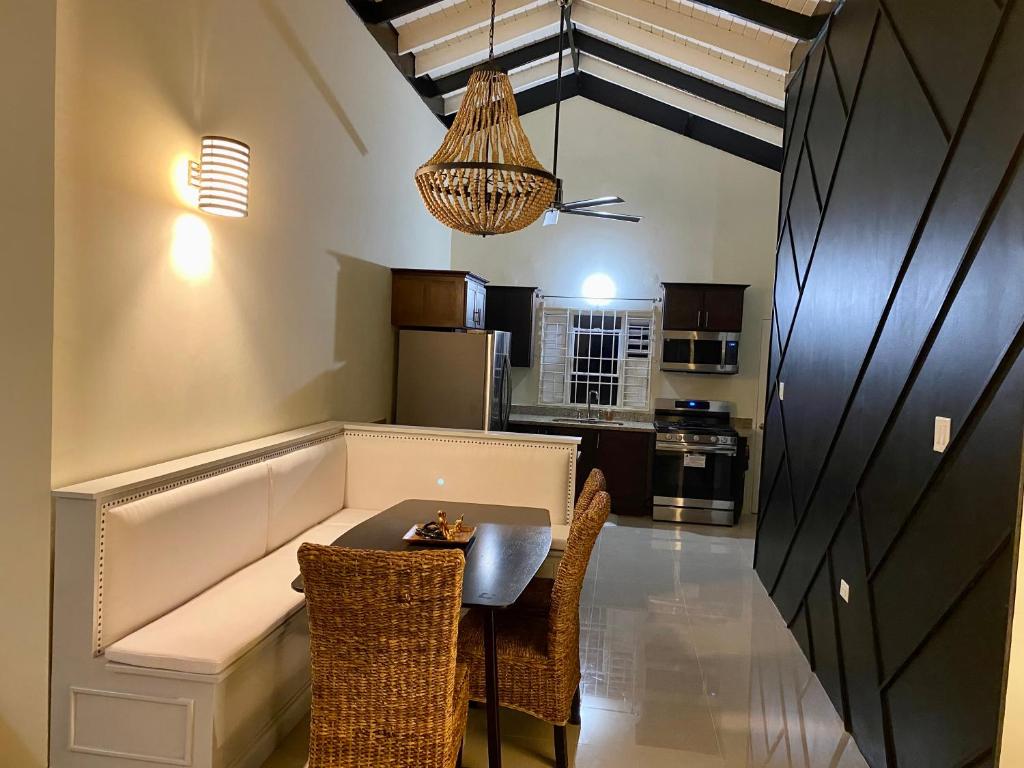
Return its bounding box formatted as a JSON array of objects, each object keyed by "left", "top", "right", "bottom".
[
  {"left": 779, "top": 381, "right": 785, "bottom": 401},
  {"left": 839, "top": 579, "right": 850, "bottom": 604},
  {"left": 933, "top": 416, "right": 951, "bottom": 453}
]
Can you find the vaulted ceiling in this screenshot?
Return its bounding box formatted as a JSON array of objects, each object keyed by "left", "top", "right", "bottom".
[{"left": 354, "top": 0, "right": 836, "bottom": 169}]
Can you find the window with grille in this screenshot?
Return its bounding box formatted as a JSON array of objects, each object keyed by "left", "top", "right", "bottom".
[{"left": 539, "top": 306, "right": 654, "bottom": 410}]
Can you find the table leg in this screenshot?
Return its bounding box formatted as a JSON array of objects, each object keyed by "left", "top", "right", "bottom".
[{"left": 484, "top": 607, "right": 502, "bottom": 768}]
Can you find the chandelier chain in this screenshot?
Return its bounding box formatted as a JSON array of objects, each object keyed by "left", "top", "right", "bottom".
[{"left": 488, "top": 0, "right": 497, "bottom": 60}]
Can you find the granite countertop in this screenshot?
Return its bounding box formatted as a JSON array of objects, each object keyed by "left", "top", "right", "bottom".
[{"left": 508, "top": 411, "right": 656, "bottom": 434}]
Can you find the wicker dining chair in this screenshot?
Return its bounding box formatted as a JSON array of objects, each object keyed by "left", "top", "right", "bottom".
[
  {"left": 515, "top": 467, "right": 607, "bottom": 611},
  {"left": 298, "top": 544, "right": 469, "bottom": 768},
  {"left": 511, "top": 466, "right": 608, "bottom": 722},
  {"left": 574, "top": 468, "right": 607, "bottom": 519},
  {"left": 457, "top": 491, "right": 611, "bottom": 768}
]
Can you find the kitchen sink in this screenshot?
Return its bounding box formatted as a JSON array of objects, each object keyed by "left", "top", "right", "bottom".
[{"left": 552, "top": 417, "right": 624, "bottom": 426}]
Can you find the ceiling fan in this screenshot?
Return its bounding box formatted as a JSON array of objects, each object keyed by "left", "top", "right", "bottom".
[{"left": 542, "top": 0, "right": 642, "bottom": 227}]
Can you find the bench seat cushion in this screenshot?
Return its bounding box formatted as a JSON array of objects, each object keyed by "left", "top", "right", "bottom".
[
  {"left": 105, "top": 519, "right": 345, "bottom": 676},
  {"left": 322, "top": 507, "right": 379, "bottom": 530}
]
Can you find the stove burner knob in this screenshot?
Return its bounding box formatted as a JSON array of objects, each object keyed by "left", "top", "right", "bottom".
[{"left": 711, "top": 436, "right": 718, "bottom": 443}]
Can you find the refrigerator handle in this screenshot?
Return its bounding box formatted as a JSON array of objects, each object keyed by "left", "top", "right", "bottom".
[{"left": 501, "top": 356, "right": 512, "bottom": 429}]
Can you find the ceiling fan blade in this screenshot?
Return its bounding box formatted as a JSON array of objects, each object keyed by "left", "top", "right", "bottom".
[
  {"left": 562, "top": 196, "right": 626, "bottom": 210},
  {"left": 565, "top": 209, "right": 642, "bottom": 223},
  {"left": 542, "top": 208, "right": 560, "bottom": 226}
]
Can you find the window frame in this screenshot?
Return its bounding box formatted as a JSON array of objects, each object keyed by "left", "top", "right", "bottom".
[{"left": 538, "top": 305, "right": 655, "bottom": 412}]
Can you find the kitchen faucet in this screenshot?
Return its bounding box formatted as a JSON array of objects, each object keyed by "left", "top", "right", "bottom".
[{"left": 587, "top": 390, "right": 599, "bottom": 421}]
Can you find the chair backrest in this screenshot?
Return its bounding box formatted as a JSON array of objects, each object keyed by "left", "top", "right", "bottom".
[
  {"left": 549, "top": 491, "right": 610, "bottom": 660},
  {"left": 298, "top": 544, "right": 465, "bottom": 768},
  {"left": 574, "top": 468, "right": 607, "bottom": 518}
]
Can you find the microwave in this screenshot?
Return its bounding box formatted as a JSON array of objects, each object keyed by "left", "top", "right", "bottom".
[{"left": 661, "top": 331, "right": 740, "bottom": 374}]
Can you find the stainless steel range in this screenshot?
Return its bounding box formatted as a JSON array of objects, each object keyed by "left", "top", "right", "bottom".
[{"left": 652, "top": 398, "right": 746, "bottom": 525}]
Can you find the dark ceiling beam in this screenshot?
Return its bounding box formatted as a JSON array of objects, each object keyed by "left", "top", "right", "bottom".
[
  {"left": 575, "top": 31, "right": 783, "bottom": 127},
  {"left": 355, "top": 0, "right": 830, "bottom": 37},
  {"left": 418, "top": 35, "right": 566, "bottom": 97},
  {"left": 441, "top": 73, "right": 580, "bottom": 127},
  {"left": 353, "top": 5, "right": 445, "bottom": 114},
  {"left": 577, "top": 72, "right": 781, "bottom": 169},
  {"left": 444, "top": 71, "right": 780, "bottom": 169},
  {"left": 425, "top": 31, "right": 784, "bottom": 128},
  {"left": 690, "top": 0, "right": 827, "bottom": 40},
  {"left": 352, "top": 0, "right": 445, "bottom": 25}
]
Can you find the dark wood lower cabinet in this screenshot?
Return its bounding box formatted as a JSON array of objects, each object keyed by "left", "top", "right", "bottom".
[{"left": 508, "top": 423, "right": 653, "bottom": 517}]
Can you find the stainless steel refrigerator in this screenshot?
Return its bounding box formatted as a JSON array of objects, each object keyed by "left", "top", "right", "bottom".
[{"left": 395, "top": 329, "right": 512, "bottom": 431}]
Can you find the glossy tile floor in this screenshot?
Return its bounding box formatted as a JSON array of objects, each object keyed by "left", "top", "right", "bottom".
[{"left": 263, "top": 514, "right": 869, "bottom": 768}]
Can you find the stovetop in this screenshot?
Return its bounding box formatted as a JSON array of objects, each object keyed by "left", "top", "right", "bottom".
[{"left": 654, "top": 398, "right": 737, "bottom": 445}]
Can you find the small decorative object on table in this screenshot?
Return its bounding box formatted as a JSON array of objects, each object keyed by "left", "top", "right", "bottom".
[{"left": 404, "top": 509, "right": 477, "bottom": 546}]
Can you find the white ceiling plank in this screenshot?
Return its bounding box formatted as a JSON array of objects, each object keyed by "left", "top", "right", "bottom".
[
  {"left": 582, "top": 0, "right": 790, "bottom": 70},
  {"left": 581, "top": 55, "right": 783, "bottom": 144},
  {"left": 414, "top": 4, "right": 562, "bottom": 77},
  {"left": 572, "top": 5, "right": 785, "bottom": 102},
  {"left": 441, "top": 49, "right": 782, "bottom": 144},
  {"left": 397, "top": 0, "right": 546, "bottom": 54},
  {"left": 415, "top": 2, "right": 784, "bottom": 101}
]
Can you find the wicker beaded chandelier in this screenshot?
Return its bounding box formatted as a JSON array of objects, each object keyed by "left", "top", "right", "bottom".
[{"left": 414, "top": 0, "right": 556, "bottom": 236}]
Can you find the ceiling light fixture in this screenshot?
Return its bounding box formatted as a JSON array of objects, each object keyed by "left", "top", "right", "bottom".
[
  {"left": 188, "top": 136, "right": 250, "bottom": 218},
  {"left": 582, "top": 273, "right": 616, "bottom": 305},
  {"left": 414, "top": 0, "right": 556, "bottom": 236}
]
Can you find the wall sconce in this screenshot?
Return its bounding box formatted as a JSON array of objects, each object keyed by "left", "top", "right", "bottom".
[{"left": 188, "top": 136, "right": 250, "bottom": 218}]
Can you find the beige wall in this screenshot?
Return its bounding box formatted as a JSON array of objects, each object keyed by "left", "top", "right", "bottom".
[
  {"left": 0, "top": 2, "right": 56, "bottom": 766},
  {"left": 52, "top": 0, "right": 451, "bottom": 488},
  {"left": 451, "top": 97, "right": 779, "bottom": 421},
  {"left": 998, "top": 459, "right": 1024, "bottom": 766}
]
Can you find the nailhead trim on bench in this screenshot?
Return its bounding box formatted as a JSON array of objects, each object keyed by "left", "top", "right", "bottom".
[
  {"left": 342, "top": 429, "right": 577, "bottom": 524},
  {"left": 93, "top": 429, "right": 576, "bottom": 656},
  {"left": 94, "top": 433, "right": 342, "bottom": 656}
]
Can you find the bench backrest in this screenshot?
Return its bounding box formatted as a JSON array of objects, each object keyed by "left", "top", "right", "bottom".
[
  {"left": 343, "top": 426, "right": 575, "bottom": 526},
  {"left": 267, "top": 437, "right": 347, "bottom": 550},
  {"left": 99, "top": 435, "right": 347, "bottom": 651},
  {"left": 100, "top": 462, "right": 271, "bottom": 651},
  {"left": 85, "top": 424, "right": 575, "bottom": 653}
]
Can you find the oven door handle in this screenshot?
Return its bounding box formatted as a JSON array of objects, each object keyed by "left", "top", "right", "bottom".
[{"left": 656, "top": 444, "right": 737, "bottom": 456}]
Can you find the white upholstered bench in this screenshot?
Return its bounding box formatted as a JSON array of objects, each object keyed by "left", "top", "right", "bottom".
[{"left": 50, "top": 422, "right": 579, "bottom": 768}]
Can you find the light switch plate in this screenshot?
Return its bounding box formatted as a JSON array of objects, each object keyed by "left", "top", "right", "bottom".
[
  {"left": 934, "top": 416, "right": 951, "bottom": 453},
  {"left": 779, "top": 382, "right": 785, "bottom": 401},
  {"left": 839, "top": 579, "right": 850, "bottom": 604}
]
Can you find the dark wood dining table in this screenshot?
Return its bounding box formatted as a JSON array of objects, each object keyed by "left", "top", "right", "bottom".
[{"left": 291, "top": 498, "right": 552, "bottom": 768}]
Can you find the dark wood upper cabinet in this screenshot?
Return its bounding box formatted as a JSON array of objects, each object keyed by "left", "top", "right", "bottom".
[
  {"left": 700, "top": 285, "right": 747, "bottom": 331},
  {"left": 485, "top": 286, "right": 538, "bottom": 367},
  {"left": 391, "top": 269, "right": 488, "bottom": 329},
  {"left": 662, "top": 283, "right": 748, "bottom": 331},
  {"left": 662, "top": 283, "right": 705, "bottom": 330}
]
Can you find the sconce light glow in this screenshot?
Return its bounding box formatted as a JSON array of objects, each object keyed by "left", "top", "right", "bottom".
[
  {"left": 171, "top": 214, "right": 213, "bottom": 281},
  {"left": 582, "top": 273, "right": 616, "bottom": 305}
]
